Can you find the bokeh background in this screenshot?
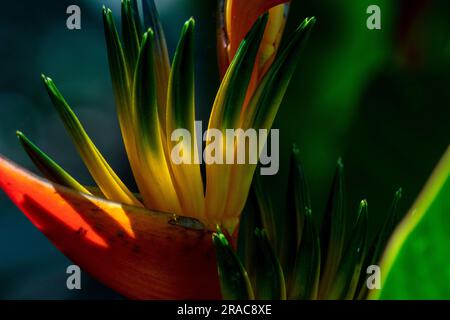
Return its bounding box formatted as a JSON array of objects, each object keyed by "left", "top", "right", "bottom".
[{"left": 0, "top": 0, "right": 448, "bottom": 299}]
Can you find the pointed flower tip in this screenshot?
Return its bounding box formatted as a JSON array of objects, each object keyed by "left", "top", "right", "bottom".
[
  {"left": 102, "top": 6, "right": 112, "bottom": 19},
  {"left": 395, "top": 187, "right": 403, "bottom": 199},
  {"left": 306, "top": 16, "right": 317, "bottom": 26},
  {"left": 183, "top": 17, "right": 195, "bottom": 33},
  {"left": 261, "top": 11, "right": 270, "bottom": 21},
  {"left": 41, "top": 76, "right": 56, "bottom": 94},
  {"left": 360, "top": 199, "right": 368, "bottom": 209},
  {"left": 142, "top": 28, "right": 154, "bottom": 44},
  {"left": 254, "top": 227, "right": 267, "bottom": 238},
  {"left": 212, "top": 232, "right": 220, "bottom": 242},
  {"left": 295, "top": 16, "right": 316, "bottom": 36},
  {"left": 121, "top": 0, "right": 133, "bottom": 12},
  {"left": 212, "top": 231, "right": 227, "bottom": 245},
  {"left": 40, "top": 74, "right": 49, "bottom": 82},
  {"left": 358, "top": 200, "right": 369, "bottom": 221},
  {"left": 144, "top": 27, "right": 154, "bottom": 36},
  {"left": 239, "top": 11, "right": 269, "bottom": 43},
  {"left": 298, "top": 16, "right": 317, "bottom": 30},
  {"left": 16, "top": 131, "right": 30, "bottom": 147},
  {"left": 41, "top": 75, "right": 54, "bottom": 88},
  {"left": 15, "top": 130, "right": 24, "bottom": 139},
  {"left": 337, "top": 157, "right": 344, "bottom": 168}
]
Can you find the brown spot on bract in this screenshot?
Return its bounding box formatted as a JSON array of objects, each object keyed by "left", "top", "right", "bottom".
[
  {"left": 75, "top": 227, "right": 87, "bottom": 237},
  {"left": 132, "top": 245, "right": 140, "bottom": 253},
  {"left": 116, "top": 230, "right": 125, "bottom": 238}
]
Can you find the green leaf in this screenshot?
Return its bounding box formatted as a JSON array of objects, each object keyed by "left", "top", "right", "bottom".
[
  {"left": 208, "top": 13, "right": 269, "bottom": 131},
  {"left": 133, "top": 29, "right": 159, "bottom": 149},
  {"left": 131, "top": 29, "right": 182, "bottom": 214},
  {"left": 328, "top": 200, "right": 368, "bottom": 300},
  {"left": 355, "top": 188, "right": 402, "bottom": 300},
  {"left": 253, "top": 229, "right": 286, "bottom": 300},
  {"left": 142, "top": 0, "right": 171, "bottom": 135},
  {"left": 167, "top": 18, "right": 196, "bottom": 130},
  {"left": 16, "top": 131, "right": 91, "bottom": 195},
  {"left": 281, "top": 144, "right": 312, "bottom": 280},
  {"left": 289, "top": 208, "right": 321, "bottom": 300},
  {"left": 121, "top": 0, "right": 141, "bottom": 78},
  {"left": 165, "top": 18, "right": 205, "bottom": 218},
  {"left": 213, "top": 229, "right": 255, "bottom": 300},
  {"left": 41, "top": 75, "right": 141, "bottom": 207},
  {"left": 372, "top": 147, "right": 450, "bottom": 299},
  {"left": 318, "top": 158, "right": 346, "bottom": 298},
  {"left": 103, "top": 6, "right": 156, "bottom": 209},
  {"left": 243, "top": 17, "right": 316, "bottom": 131},
  {"left": 102, "top": 7, "right": 133, "bottom": 137},
  {"left": 204, "top": 14, "right": 278, "bottom": 230},
  {"left": 221, "top": 13, "right": 268, "bottom": 129}
]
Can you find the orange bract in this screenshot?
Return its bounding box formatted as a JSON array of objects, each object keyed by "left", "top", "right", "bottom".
[
  {"left": 218, "top": 0, "right": 290, "bottom": 77},
  {"left": 0, "top": 156, "right": 221, "bottom": 299}
]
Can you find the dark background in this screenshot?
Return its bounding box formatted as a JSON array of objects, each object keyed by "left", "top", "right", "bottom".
[{"left": 0, "top": 0, "right": 448, "bottom": 299}]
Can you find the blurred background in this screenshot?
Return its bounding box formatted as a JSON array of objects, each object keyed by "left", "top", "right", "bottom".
[{"left": 0, "top": 0, "right": 448, "bottom": 299}]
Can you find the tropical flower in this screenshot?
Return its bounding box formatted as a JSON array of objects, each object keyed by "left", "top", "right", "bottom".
[{"left": 0, "top": 0, "right": 315, "bottom": 299}]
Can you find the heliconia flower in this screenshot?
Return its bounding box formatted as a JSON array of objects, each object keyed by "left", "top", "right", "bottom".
[
  {"left": 217, "top": 0, "right": 291, "bottom": 80},
  {"left": 0, "top": 0, "right": 315, "bottom": 299},
  {"left": 216, "top": 0, "right": 291, "bottom": 127}
]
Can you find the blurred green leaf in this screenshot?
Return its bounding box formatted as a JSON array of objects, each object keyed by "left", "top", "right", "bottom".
[
  {"left": 213, "top": 229, "right": 255, "bottom": 300},
  {"left": 252, "top": 174, "right": 277, "bottom": 245},
  {"left": 372, "top": 147, "right": 450, "bottom": 299},
  {"left": 318, "top": 159, "right": 346, "bottom": 298},
  {"left": 329, "top": 200, "right": 368, "bottom": 299},
  {"left": 281, "top": 144, "right": 312, "bottom": 280},
  {"left": 288, "top": 208, "right": 320, "bottom": 300},
  {"left": 166, "top": 18, "right": 195, "bottom": 129},
  {"left": 356, "top": 188, "right": 402, "bottom": 299},
  {"left": 237, "top": 187, "right": 263, "bottom": 283},
  {"left": 254, "top": 229, "right": 286, "bottom": 300}
]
